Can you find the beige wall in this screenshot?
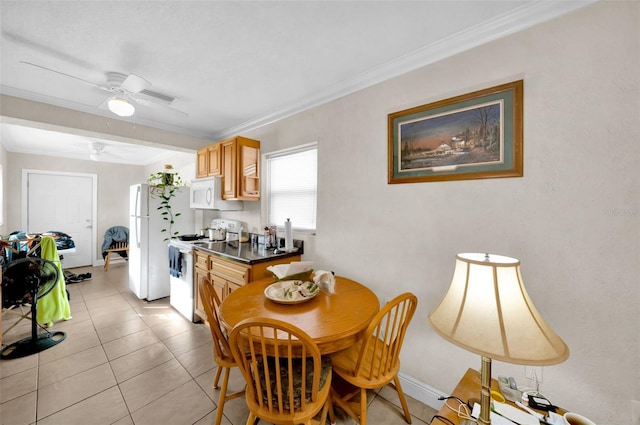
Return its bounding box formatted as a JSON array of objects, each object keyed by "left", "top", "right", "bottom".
[
  {"left": 1, "top": 148, "right": 195, "bottom": 264},
  {"left": 0, "top": 1, "right": 637, "bottom": 423},
  {"left": 232, "top": 2, "right": 637, "bottom": 423},
  {"left": 3, "top": 153, "right": 146, "bottom": 262}
]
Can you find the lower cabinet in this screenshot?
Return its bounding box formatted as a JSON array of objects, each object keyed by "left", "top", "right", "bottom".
[
  {"left": 193, "top": 250, "right": 209, "bottom": 322},
  {"left": 210, "top": 256, "right": 249, "bottom": 308},
  {"left": 193, "top": 249, "right": 301, "bottom": 323}
]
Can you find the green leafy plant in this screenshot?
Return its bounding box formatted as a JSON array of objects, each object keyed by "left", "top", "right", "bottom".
[{"left": 148, "top": 165, "right": 185, "bottom": 242}]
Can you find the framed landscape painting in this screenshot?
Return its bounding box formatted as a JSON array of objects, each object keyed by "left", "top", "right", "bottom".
[{"left": 388, "top": 80, "right": 523, "bottom": 184}]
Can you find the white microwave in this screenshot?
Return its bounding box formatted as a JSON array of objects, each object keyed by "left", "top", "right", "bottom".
[{"left": 189, "top": 177, "right": 243, "bottom": 211}]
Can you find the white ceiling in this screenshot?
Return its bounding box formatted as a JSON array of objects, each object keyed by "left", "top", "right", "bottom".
[{"left": 0, "top": 1, "right": 595, "bottom": 165}]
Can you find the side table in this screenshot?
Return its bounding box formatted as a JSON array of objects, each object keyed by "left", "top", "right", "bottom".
[{"left": 434, "top": 368, "right": 560, "bottom": 424}]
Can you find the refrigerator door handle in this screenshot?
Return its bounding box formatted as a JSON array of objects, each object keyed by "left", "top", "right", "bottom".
[{"left": 135, "top": 186, "right": 141, "bottom": 248}]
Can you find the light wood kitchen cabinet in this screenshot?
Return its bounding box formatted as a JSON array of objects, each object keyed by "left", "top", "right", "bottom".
[
  {"left": 196, "top": 144, "right": 222, "bottom": 178},
  {"left": 196, "top": 147, "right": 208, "bottom": 178},
  {"left": 221, "top": 136, "right": 260, "bottom": 201},
  {"left": 193, "top": 250, "right": 211, "bottom": 320},
  {"left": 207, "top": 143, "right": 222, "bottom": 176},
  {"left": 210, "top": 256, "right": 250, "bottom": 305},
  {"left": 193, "top": 248, "right": 301, "bottom": 323},
  {"left": 196, "top": 135, "right": 260, "bottom": 200}
]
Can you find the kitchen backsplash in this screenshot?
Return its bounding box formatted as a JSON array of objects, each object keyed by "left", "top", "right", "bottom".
[{"left": 196, "top": 207, "right": 316, "bottom": 262}]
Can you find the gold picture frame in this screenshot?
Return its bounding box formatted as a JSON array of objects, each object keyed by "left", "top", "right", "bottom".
[{"left": 388, "top": 80, "right": 523, "bottom": 184}]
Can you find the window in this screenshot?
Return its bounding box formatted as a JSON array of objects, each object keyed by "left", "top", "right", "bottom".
[{"left": 265, "top": 142, "right": 317, "bottom": 232}]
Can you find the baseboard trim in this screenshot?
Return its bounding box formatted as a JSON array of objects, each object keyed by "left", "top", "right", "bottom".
[{"left": 398, "top": 372, "right": 447, "bottom": 412}]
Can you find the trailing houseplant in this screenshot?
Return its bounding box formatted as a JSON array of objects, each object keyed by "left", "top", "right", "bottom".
[{"left": 148, "top": 164, "right": 185, "bottom": 242}]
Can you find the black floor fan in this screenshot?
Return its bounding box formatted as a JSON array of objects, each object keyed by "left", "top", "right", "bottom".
[{"left": 1, "top": 257, "right": 67, "bottom": 359}]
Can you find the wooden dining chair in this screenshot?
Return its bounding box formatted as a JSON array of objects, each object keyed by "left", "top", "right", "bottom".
[
  {"left": 228, "top": 317, "right": 333, "bottom": 425},
  {"left": 329, "top": 292, "right": 418, "bottom": 425},
  {"left": 103, "top": 241, "right": 128, "bottom": 271},
  {"left": 199, "top": 279, "right": 245, "bottom": 425}
]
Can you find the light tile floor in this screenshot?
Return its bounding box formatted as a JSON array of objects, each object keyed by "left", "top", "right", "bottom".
[{"left": 1, "top": 264, "right": 438, "bottom": 425}]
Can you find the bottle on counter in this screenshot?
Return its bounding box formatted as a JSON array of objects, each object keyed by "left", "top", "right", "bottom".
[
  {"left": 269, "top": 225, "right": 278, "bottom": 248},
  {"left": 264, "top": 226, "right": 271, "bottom": 248},
  {"left": 239, "top": 226, "right": 249, "bottom": 243}
]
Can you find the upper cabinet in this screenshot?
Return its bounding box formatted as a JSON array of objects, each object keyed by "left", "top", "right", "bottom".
[
  {"left": 195, "top": 135, "right": 260, "bottom": 201},
  {"left": 207, "top": 143, "right": 222, "bottom": 177},
  {"left": 196, "top": 147, "right": 208, "bottom": 178},
  {"left": 196, "top": 144, "right": 223, "bottom": 178},
  {"left": 221, "top": 136, "right": 260, "bottom": 201}
]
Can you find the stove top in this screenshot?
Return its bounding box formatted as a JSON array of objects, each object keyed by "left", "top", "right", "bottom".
[{"left": 177, "top": 234, "right": 206, "bottom": 241}]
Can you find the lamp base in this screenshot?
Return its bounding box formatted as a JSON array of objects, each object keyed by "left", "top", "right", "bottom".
[{"left": 478, "top": 356, "right": 492, "bottom": 425}]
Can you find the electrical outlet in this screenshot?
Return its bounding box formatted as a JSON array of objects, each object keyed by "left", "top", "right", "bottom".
[
  {"left": 524, "top": 366, "right": 543, "bottom": 383},
  {"left": 631, "top": 399, "right": 640, "bottom": 425}
]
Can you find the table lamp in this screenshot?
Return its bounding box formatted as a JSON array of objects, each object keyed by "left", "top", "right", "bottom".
[{"left": 428, "top": 253, "right": 569, "bottom": 425}]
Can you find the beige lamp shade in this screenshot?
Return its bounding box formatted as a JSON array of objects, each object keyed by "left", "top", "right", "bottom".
[{"left": 428, "top": 253, "right": 569, "bottom": 365}]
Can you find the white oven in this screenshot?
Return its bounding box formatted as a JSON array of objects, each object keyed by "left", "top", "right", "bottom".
[{"left": 168, "top": 239, "right": 195, "bottom": 322}]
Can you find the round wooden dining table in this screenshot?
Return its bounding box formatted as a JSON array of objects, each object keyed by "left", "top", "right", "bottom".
[{"left": 218, "top": 275, "right": 380, "bottom": 354}]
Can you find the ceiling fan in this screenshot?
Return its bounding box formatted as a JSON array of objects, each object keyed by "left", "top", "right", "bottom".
[
  {"left": 20, "top": 61, "right": 187, "bottom": 118},
  {"left": 89, "top": 141, "right": 105, "bottom": 161}
]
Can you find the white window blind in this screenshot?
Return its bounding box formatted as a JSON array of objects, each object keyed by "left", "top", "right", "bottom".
[{"left": 266, "top": 143, "right": 317, "bottom": 231}]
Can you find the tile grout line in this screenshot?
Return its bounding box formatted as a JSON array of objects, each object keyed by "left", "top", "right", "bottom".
[{"left": 4, "top": 265, "right": 438, "bottom": 425}]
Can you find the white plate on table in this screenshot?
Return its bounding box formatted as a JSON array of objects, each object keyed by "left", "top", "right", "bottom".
[{"left": 264, "top": 280, "right": 320, "bottom": 304}]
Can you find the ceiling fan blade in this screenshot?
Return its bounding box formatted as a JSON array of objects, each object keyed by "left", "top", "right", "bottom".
[
  {"left": 97, "top": 96, "right": 111, "bottom": 111},
  {"left": 20, "top": 61, "right": 108, "bottom": 91},
  {"left": 121, "top": 73, "right": 151, "bottom": 93},
  {"left": 132, "top": 96, "right": 188, "bottom": 118}
]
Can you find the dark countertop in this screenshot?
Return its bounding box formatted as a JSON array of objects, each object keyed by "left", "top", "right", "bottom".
[{"left": 192, "top": 239, "right": 303, "bottom": 265}]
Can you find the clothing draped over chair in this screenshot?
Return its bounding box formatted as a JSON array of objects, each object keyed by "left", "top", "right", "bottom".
[
  {"left": 37, "top": 236, "right": 72, "bottom": 327},
  {"left": 102, "top": 226, "right": 129, "bottom": 272},
  {"left": 101, "top": 226, "right": 129, "bottom": 259}
]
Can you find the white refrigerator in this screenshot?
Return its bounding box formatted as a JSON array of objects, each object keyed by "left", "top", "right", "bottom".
[{"left": 129, "top": 183, "right": 195, "bottom": 301}]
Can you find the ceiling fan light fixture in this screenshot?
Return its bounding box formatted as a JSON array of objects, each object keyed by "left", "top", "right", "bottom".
[
  {"left": 90, "top": 142, "right": 105, "bottom": 161},
  {"left": 107, "top": 98, "right": 135, "bottom": 117}
]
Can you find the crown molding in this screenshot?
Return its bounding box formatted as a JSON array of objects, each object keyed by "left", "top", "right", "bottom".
[{"left": 216, "top": 0, "right": 597, "bottom": 139}]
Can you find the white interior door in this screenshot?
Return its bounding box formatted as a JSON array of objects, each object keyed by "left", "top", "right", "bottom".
[{"left": 24, "top": 170, "right": 96, "bottom": 268}]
